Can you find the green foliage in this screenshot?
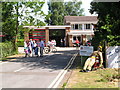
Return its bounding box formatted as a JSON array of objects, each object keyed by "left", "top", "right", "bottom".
[
  {"left": 96, "top": 68, "right": 119, "bottom": 82},
  {"left": 0, "top": 42, "right": 18, "bottom": 58},
  {"left": 64, "top": 0, "right": 84, "bottom": 16},
  {"left": 20, "top": 2, "right": 45, "bottom": 26},
  {"left": 90, "top": 2, "right": 120, "bottom": 47},
  {"left": 2, "top": 2, "right": 16, "bottom": 41},
  {"left": 46, "top": 1, "right": 65, "bottom": 25},
  {"left": 45, "top": 0, "right": 84, "bottom": 25},
  {"left": 17, "top": 39, "right": 24, "bottom": 47},
  {"left": 2, "top": 2, "right": 46, "bottom": 43}
]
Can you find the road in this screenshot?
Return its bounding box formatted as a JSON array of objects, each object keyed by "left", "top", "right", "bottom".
[{"left": 0, "top": 47, "right": 78, "bottom": 88}]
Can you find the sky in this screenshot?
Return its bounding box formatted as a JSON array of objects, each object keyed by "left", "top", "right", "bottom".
[{"left": 42, "top": 0, "right": 97, "bottom": 16}]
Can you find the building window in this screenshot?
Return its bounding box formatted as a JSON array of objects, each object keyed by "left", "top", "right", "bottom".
[
  {"left": 79, "top": 24, "right": 82, "bottom": 30},
  {"left": 71, "top": 24, "right": 82, "bottom": 30},
  {"left": 85, "top": 24, "right": 91, "bottom": 29},
  {"left": 75, "top": 24, "right": 78, "bottom": 29},
  {"left": 73, "top": 36, "right": 76, "bottom": 41},
  {"left": 71, "top": 24, "right": 74, "bottom": 30}
]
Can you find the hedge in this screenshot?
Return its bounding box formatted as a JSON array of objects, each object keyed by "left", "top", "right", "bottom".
[{"left": 0, "top": 41, "right": 18, "bottom": 58}]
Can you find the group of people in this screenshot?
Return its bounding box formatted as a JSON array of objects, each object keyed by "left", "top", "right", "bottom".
[
  {"left": 60, "top": 38, "right": 66, "bottom": 47},
  {"left": 75, "top": 39, "right": 92, "bottom": 47},
  {"left": 24, "top": 39, "right": 44, "bottom": 57},
  {"left": 47, "top": 39, "right": 56, "bottom": 47}
]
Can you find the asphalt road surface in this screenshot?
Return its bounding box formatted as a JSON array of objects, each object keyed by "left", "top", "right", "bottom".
[{"left": 0, "top": 47, "right": 78, "bottom": 88}]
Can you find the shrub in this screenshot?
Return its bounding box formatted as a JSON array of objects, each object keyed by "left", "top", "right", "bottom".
[
  {"left": 17, "top": 39, "right": 24, "bottom": 47},
  {"left": 0, "top": 41, "right": 18, "bottom": 59}
]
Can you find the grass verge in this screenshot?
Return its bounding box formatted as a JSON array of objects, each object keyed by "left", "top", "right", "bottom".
[{"left": 63, "top": 55, "right": 119, "bottom": 88}]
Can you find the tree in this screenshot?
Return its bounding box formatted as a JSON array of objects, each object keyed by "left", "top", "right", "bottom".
[
  {"left": 45, "top": 0, "right": 84, "bottom": 25},
  {"left": 2, "top": 2, "right": 46, "bottom": 50},
  {"left": 2, "top": 2, "right": 16, "bottom": 41},
  {"left": 64, "top": 0, "right": 84, "bottom": 16},
  {"left": 45, "top": 1, "right": 65, "bottom": 25},
  {"left": 90, "top": 2, "right": 120, "bottom": 47}
]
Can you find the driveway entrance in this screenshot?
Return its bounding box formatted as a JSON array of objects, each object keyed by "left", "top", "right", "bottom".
[{"left": 49, "top": 29, "right": 65, "bottom": 46}]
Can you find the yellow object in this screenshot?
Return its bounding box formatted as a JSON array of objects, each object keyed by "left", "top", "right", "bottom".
[
  {"left": 98, "top": 46, "right": 102, "bottom": 51},
  {"left": 98, "top": 46, "right": 102, "bottom": 49},
  {"left": 91, "top": 56, "right": 96, "bottom": 59}
]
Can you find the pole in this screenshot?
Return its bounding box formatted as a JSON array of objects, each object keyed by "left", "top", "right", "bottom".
[
  {"left": 81, "top": 56, "right": 82, "bottom": 67},
  {"left": 104, "top": 41, "right": 108, "bottom": 68}
]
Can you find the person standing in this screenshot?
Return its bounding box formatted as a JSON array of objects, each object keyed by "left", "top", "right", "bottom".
[
  {"left": 51, "top": 39, "right": 56, "bottom": 47},
  {"left": 39, "top": 39, "right": 44, "bottom": 57},
  {"left": 75, "top": 39, "right": 80, "bottom": 47},
  {"left": 30, "top": 39, "right": 34, "bottom": 56},
  {"left": 34, "top": 40, "right": 39, "bottom": 57},
  {"left": 60, "top": 39, "right": 63, "bottom": 47},
  {"left": 24, "top": 40, "right": 31, "bottom": 57}
]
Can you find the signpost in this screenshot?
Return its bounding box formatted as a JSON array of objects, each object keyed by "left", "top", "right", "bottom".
[
  {"left": 79, "top": 45, "right": 94, "bottom": 66},
  {"left": 79, "top": 45, "right": 94, "bottom": 56},
  {"left": 106, "top": 46, "right": 120, "bottom": 68}
]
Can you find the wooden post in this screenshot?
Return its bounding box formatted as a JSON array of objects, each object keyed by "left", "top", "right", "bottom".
[
  {"left": 24, "top": 31, "right": 29, "bottom": 41},
  {"left": 45, "top": 27, "right": 49, "bottom": 45}
]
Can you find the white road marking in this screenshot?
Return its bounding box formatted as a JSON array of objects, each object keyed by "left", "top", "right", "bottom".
[
  {"left": 14, "top": 68, "right": 25, "bottom": 72},
  {"left": 48, "top": 53, "right": 78, "bottom": 88},
  {"left": 48, "top": 70, "right": 64, "bottom": 88},
  {"left": 53, "top": 70, "right": 67, "bottom": 88},
  {"left": 0, "top": 61, "right": 9, "bottom": 65}
]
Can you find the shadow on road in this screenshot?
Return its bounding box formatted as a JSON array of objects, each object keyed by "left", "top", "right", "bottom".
[{"left": 8, "top": 49, "right": 78, "bottom": 71}]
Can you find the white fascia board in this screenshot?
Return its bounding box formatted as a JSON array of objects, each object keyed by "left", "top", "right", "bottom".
[
  {"left": 23, "top": 25, "right": 71, "bottom": 30},
  {"left": 70, "top": 30, "right": 94, "bottom": 32},
  {"left": 45, "top": 25, "right": 71, "bottom": 29},
  {"left": 70, "top": 21, "right": 98, "bottom": 24},
  {"left": 44, "top": 25, "right": 71, "bottom": 28},
  {"left": 68, "top": 30, "right": 94, "bottom": 35}
]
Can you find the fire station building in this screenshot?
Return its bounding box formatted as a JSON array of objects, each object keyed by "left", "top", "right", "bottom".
[{"left": 24, "top": 16, "right": 98, "bottom": 47}]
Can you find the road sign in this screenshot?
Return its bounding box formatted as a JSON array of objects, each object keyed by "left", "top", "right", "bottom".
[
  {"left": 106, "top": 46, "right": 120, "bottom": 68},
  {"left": 79, "top": 45, "right": 94, "bottom": 56}
]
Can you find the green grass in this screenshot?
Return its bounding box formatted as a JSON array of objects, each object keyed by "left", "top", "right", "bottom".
[
  {"left": 70, "top": 69, "right": 119, "bottom": 88},
  {"left": 64, "top": 55, "right": 119, "bottom": 88}
]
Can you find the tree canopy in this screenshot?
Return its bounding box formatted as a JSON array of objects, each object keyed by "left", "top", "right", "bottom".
[
  {"left": 2, "top": 2, "right": 45, "bottom": 42},
  {"left": 90, "top": 2, "right": 120, "bottom": 47},
  {"left": 1, "top": 1, "right": 46, "bottom": 51},
  {"left": 45, "top": 0, "right": 84, "bottom": 25}
]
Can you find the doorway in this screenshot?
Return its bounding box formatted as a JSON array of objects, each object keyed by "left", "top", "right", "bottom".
[{"left": 49, "top": 29, "right": 65, "bottom": 46}]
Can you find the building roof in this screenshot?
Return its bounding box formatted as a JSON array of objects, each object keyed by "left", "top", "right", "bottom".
[{"left": 64, "top": 16, "right": 98, "bottom": 24}]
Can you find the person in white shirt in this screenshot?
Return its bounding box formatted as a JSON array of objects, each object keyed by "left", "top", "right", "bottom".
[{"left": 39, "top": 39, "right": 44, "bottom": 57}]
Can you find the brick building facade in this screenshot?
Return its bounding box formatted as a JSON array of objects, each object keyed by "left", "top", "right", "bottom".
[{"left": 24, "top": 16, "right": 98, "bottom": 47}]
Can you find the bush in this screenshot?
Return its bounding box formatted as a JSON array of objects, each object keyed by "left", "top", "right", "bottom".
[
  {"left": 0, "top": 41, "right": 18, "bottom": 59},
  {"left": 17, "top": 39, "right": 24, "bottom": 47}
]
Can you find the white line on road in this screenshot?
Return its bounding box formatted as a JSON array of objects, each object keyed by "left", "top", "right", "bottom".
[
  {"left": 14, "top": 67, "right": 25, "bottom": 72},
  {"left": 48, "top": 70, "right": 64, "bottom": 88},
  {"left": 48, "top": 53, "right": 78, "bottom": 88},
  {"left": 53, "top": 70, "right": 67, "bottom": 88}
]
